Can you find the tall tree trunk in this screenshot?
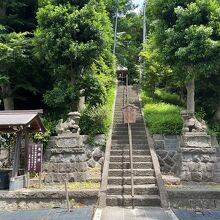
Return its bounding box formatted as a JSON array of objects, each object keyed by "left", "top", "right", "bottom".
[
  {"left": 1, "top": 85, "right": 14, "bottom": 110},
  {"left": 3, "top": 97, "right": 14, "bottom": 110},
  {"left": 70, "top": 61, "right": 79, "bottom": 111},
  {"left": 186, "top": 78, "right": 195, "bottom": 115},
  {"left": 0, "top": 1, "right": 7, "bottom": 17}
]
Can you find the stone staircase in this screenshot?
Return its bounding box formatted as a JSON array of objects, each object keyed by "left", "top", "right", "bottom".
[{"left": 106, "top": 85, "right": 161, "bottom": 206}]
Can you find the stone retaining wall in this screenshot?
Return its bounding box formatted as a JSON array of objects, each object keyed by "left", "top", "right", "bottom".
[
  {"left": 43, "top": 134, "right": 105, "bottom": 183},
  {"left": 168, "top": 189, "right": 220, "bottom": 209},
  {"left": 153, "top": 135, "right": 181, "bottom": 174},
  {"left": 153, "top": 134, "right": 219, "bottom": 177},
  {"left": 0, "top": 190, "right": 98, "bottom": 210}
]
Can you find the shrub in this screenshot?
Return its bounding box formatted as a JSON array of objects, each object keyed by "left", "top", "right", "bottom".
[
  {"left": 209, "top": 123, "right": 220, "bottom": 143},
  {"left": 141, "top": 91, "right": 183, "bottom": 134},
  {"left": 154, "top": 89, "right": 184, "bottom": 106},
  {"left": 80, "top": 84, "right": 116, "bottom": 136},
  {"left": 80, "top": 104, "right": 109, "bottom": 135}
]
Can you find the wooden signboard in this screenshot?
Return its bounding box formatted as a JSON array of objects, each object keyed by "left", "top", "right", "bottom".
[
  {"left": 122, "top": 104, "right": 139, "bottom": 124},
  {"left": 27, "top": 144, "right": 43, "bottom": 172}
]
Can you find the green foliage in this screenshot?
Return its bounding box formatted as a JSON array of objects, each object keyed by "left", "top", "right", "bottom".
[
  {"left": 195, "top": 108, "right": 206, "bottom": 121},
  {"left": 32, "top": 130, "right": 51, "bottom": 148},
  {"left": 140, "top": 36, "right": 173, "bottom": 94},
  {"left": 143, "top": 0, "right": 220, "bottom": 124},
  {"left": 117, "top": 13, "right": 143, "bottom": 81},
  {"left": 0, "top": 28, "right": 41, "bottom": 108},
  {"left": 0, "top": 133, "right": 15, "bottom": 150},
  {"left": 105, "top": 0, "right": 135, "bottom": 22},
  {"left": 43, "top": 82, "right": 77, "bottom": 111},
  {"left": 148, "top": 0, "right": 220, "bottom": 80},
  {"left": 209, "top": 123, "right": 220, "bottom": 142},
  {"left": 80, "top": 84, "right": 116, "bottom": 136},
  {"left": 80, "top": 104, "right": 109, "bottom": 135},
  {"left": 141, "top": 91, "right": 183, "bottom": 134},
  {"left": 34, "top": 0, "right": 113, "bottom": 111},
  {"left": 154, "top": 89, "right": 184, "bottom": 106},
  {"left": 82, "top": 57, "right": 115, "bottom": 106},
  {"left": 0, "top": 0, "right": 37, "bottom": 32}
]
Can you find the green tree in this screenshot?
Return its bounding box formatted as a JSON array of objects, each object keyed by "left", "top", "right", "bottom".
[
  {"left": 0, "top": 0, "right": 37, "bottom": 32},
  {"left": 105, "top": 0, "right": 135, "bottom": 22},
  {"left": 117, "top": 13, "right": 143, "bottom": 81},
  {"left": 140, "top": 35, "right": 173, "bottom": 96},
  {"left": 148, "top": 0, "right": 220, "bottom": 115},
  {"left": 34, "top": 0, "right": 113, "bottom": 111},
  {"left": 0, "top": 26, "right": 37, "bottom": 110}
]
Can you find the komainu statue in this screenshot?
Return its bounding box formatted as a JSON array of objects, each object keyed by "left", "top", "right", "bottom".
[
  {"left": 56, "top": 112, "right": 81, "bottom": 136},
  {"left": 181, "top": 110, "right": 208, "bottom": 133}
]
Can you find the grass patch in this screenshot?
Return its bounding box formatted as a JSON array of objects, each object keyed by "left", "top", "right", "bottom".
[
  {"left": 59, "top": 181, "right": 100, "bottom": 190},
  {"left": 141, "top": 90, "right": 183, "bottom": 135},
  {"left": 154, "top": 89, "right": 184, "bottom": 106}
]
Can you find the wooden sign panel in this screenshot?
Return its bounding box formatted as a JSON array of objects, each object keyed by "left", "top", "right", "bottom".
[
  {"left": 122, "top": 105, "right": 138, "bottom": 124},
  {"left": 27, "top": 144, "right": 43, "bottom": 172}
]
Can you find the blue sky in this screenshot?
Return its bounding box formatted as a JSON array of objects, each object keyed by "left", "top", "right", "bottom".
[
  {"left": 133, "top": 0, "right": 144, "bottom": 8},
  {"left": 132, "top": 0, "right": 144, "bottom": 13}
]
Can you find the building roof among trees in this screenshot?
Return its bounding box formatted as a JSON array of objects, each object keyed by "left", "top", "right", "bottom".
[{"left": 0, "top": 110, "right": 46, "bottom": 133}]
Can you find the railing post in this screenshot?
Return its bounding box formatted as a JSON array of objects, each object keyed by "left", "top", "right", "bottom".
[{"left": 124, "top": 76, "right": 135, "bottom": 209}]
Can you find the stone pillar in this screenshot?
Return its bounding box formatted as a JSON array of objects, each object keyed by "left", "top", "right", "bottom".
[
  {"left": 78, "top": 89, "right": 85, "bottom": 112},
  {"left": 179, "top": 132, "right": 216, "bottom": 182}
]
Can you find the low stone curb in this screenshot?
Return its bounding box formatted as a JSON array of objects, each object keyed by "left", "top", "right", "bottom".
[
  {"left": 167, "top": 188, "right": 220, "bottom": 209},
  {"left": 0, "top": 189, "right": 99, "bottom": 210},
  {"left": 0, "top": 189, "right": 99, "bottom": 199}
]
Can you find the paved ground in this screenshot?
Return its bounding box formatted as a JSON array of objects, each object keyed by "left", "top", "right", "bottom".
[
  {"left": 95, "top": 207, "right": 220, "bottom": 220},
  {"left": 98, "top": 207, "right": 178, "bottom": 220},
  {"left": 1, "top": 207, "right": 220, "bottom": 220},
  {"left": 0, "top": 207, "right": 93, "bottom": 220},
  {"left": 174, "top": 209, "right": 220, "bottom": 220}
]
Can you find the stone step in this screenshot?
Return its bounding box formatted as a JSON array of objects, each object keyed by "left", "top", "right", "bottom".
[
  {"left": 115, "top": 103, "right": 140, "bottom": 106},
  {"left": 109, "top": 162, "right": 153, "bottom": 169},
  {"left": 106, "top": 195, "right": 161, "bottom": 206},
  {"left": 108, "top": 176, "right": 156, "bottom": 185},
  {"left": 111, "top": 144, "right": 148, "bottom": 150},
  {"left": 113, "top": 122, "right": 144, "bottom": 126},
  {"left": 108, "top": 169, "right": 154, "bottom": 177},
  {"left": 114, "top": 110, "right": 141, "bottom": 113},
  {"left": 112, "top": 135, "right": 147, "bottom": 140},
  {"left": 112, "top": 131, "right": 146, "bottom": 136},
  {"left": 110, "top": 156, "right": 151, "bottom": 163},
  {"left": 113, "top": 128, "right": 146, "bottom": 133},
  {"left": 107, "top": 184, "right": 158, "bottom": 195},
  {"left": 113, "top": 117, "right": 143, "bottom": 121},
  {"left": 110, "top": 149, "right": 150, "bottom": 156},
  {"left": 114, "top": 124, "right": 145, "bottom": 129},
  {"left": 112, "top": 139, "right": 147, "bottom": 144}
]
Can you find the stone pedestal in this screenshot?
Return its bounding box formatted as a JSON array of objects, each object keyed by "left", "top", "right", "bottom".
[
  {"left": 43, "top": 134, "right": 105, "bottom": 184},
  {"left": 43, "top": 135, "right": 88, "bottom": 183},
  {"left": 179, "top": 132, "right": 216, "bottom": 182}
]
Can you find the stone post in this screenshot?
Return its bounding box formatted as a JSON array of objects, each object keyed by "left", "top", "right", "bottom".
[{"left": 78, "top": 89, "right": 85, "bottom": 112}]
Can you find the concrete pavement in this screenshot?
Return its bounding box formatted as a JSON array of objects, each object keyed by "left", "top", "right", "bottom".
[
  {"left": 0, "top": 207, "right": 93, "bottom": 220},
  {"left": 94, "top": 207, "right": 179, "bottom": 220}
]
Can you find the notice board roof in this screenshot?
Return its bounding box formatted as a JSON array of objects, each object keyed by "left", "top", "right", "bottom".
[{"left": 0, "top": 110, "right": 46, "bottom": 133}]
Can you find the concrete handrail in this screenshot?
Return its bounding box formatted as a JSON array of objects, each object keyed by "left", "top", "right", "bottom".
[
  {"left": 98, "top": 80, "right": 117, "bottom": 207},
  {"left": 138, "top": 89, "right": 169, "bottom": 208}
]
